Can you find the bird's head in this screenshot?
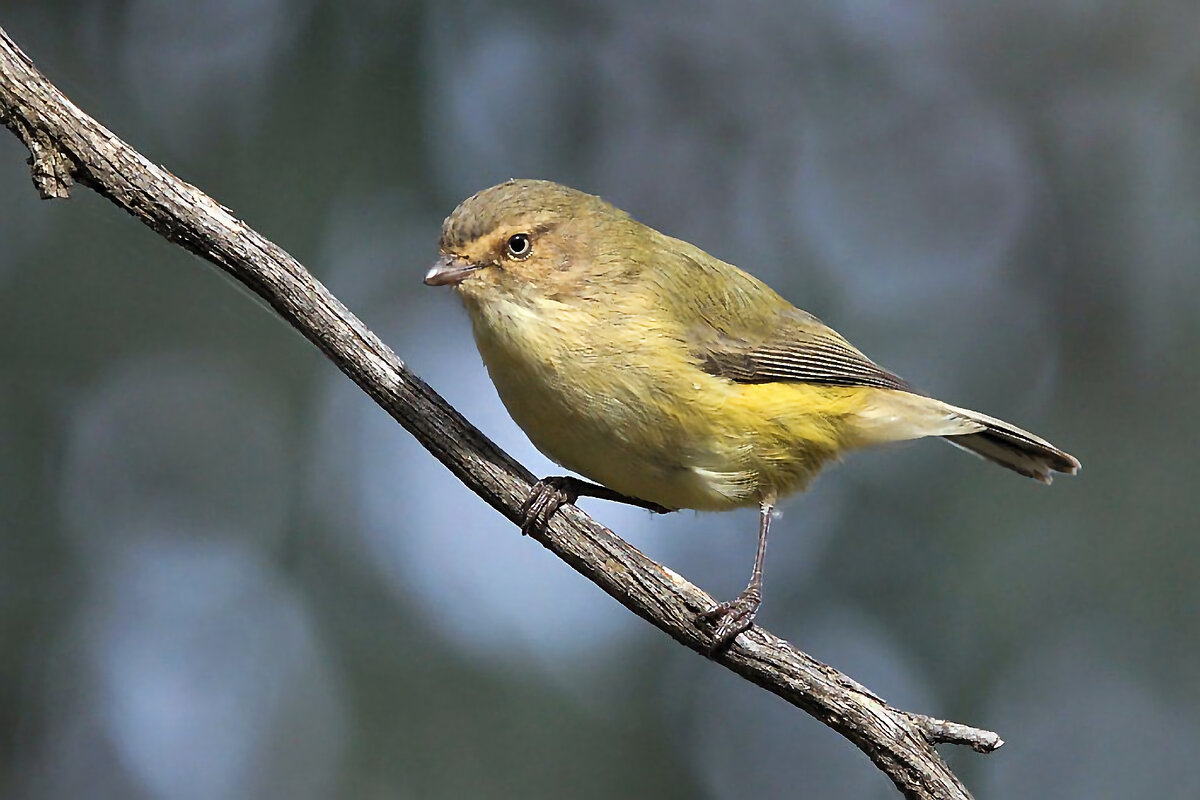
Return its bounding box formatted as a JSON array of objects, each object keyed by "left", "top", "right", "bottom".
[{"left": 425, "top": 179, "right": 633, "bottom": 300}]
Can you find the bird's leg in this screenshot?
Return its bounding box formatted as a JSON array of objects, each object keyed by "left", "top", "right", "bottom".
[
  {"left": 520, "top": 475, "right": 673, "bottom": 536},
  {"left": 699, "top": 498, "right": 773, "bottom": 653}
]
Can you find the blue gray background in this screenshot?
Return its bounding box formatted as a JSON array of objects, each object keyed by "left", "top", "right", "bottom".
[{"left": 2, "top": 2, "right": 1197, "bottom": 798}]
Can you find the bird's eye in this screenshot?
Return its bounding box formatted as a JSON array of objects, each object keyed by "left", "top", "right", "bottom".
[{"left": 505, "top": 233, "right": 532, "bottom": 260}]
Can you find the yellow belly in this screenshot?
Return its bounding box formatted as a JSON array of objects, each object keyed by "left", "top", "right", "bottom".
[{"left": 462, "top": 292, "right": 870, "bottom": 511}]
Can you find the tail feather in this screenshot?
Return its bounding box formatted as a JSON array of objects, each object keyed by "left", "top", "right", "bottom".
[{"left": 941, "top": 404, "right": 1080, "bottom": 484}]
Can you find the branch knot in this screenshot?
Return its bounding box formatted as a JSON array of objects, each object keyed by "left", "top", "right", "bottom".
[{"left": 24, "top": 123, "right": 74, "bottom": 198}]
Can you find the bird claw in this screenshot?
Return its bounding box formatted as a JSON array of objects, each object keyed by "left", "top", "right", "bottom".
[
  {"left": 698, "top": 587, "right": 761, "bottom": 654},
  {"left": 520, "top": 477, "right": 578, "bottom": 535}
]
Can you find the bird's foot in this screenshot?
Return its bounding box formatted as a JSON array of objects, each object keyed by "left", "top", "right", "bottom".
[
  {"left": 697, "top": 586, "right": 761, "bottom": 654},
  {"left": 520, "top": 477, "right": 578, "bottom": 536}
]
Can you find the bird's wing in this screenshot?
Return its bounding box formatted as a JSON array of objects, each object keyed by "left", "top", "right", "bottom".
[
  {"left": 690, "top": 305, "right": 913, "bottom": 392},
  {"left": 649, "top": 243, "right": 912, "bottom": 391}
]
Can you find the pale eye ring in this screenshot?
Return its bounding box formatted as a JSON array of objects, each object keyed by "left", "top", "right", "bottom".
[{"left": 505, "top": 233, "right": 532, "bottom": 260}]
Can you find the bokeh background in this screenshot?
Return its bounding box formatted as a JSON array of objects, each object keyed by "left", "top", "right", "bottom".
[{"left": 2, "top": 2, "right": 1197, "bottom": 798}]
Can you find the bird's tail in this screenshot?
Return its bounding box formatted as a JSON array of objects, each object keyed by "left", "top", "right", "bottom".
[
  {"left": 938, "top": 403, "right": 1080, "bottom": 484},
  {"left": 848, "top": 391, "right": 1079, "bottom": 484}
]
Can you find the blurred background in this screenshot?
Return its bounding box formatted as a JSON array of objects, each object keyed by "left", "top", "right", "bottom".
[{"left": 1, "top": 1, "right": 1197, "bottom": 797}]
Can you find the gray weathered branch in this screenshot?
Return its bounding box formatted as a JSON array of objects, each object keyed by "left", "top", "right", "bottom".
[{"left": 0, "top": 27, "right": 1001, "bottom": 799}]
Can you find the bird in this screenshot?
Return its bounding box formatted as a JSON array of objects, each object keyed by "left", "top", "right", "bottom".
[{"left": 424, "top": 178, "right": 1079, "bottom": 652}]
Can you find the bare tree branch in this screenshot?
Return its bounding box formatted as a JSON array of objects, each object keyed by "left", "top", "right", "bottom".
[{"left": 0, "top": 27, "right": 1001, "bottom": 799}]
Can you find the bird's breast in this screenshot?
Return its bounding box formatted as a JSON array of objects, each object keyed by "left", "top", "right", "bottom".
[{"left": 458, "top": 291, "right": 752, "bottom": 510}]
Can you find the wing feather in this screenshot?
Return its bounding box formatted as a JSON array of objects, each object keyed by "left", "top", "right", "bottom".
[{"left": 692, "top": 308, "right": 912, "bottom": 391}]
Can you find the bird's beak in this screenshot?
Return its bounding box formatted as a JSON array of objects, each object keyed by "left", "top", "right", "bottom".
[{"left": 424, "top": 254, "right": 478, "bottom": 286}]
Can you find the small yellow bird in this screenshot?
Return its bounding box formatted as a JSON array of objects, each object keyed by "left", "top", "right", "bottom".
[{"left": 425, "top": 179, "right": 1079, "bottom": 651}]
